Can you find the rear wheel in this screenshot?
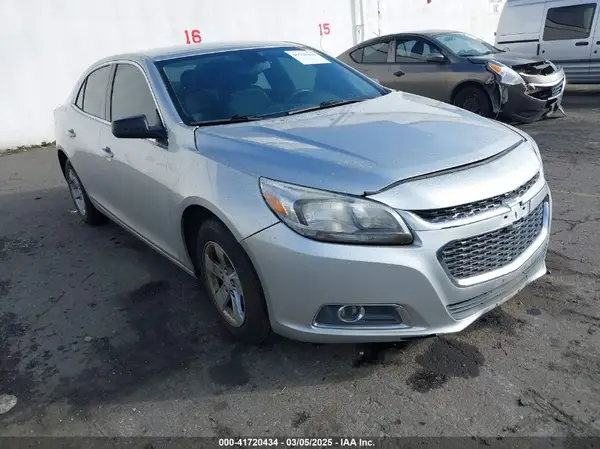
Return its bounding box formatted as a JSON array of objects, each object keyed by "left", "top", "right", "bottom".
[
  {"left": 65, "top": 161, "right": 108, "bottom": 226},
  {"left": 453, "top": 85, "right": 493, "bottom": 118},
  {"left": 195, "top": 219, "right": 271, "bottom": 344}
]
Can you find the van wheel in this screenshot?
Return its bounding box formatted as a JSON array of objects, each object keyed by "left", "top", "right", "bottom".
[
  {"left": 195, "top": 219, "right": 271, "bottom": 345},
  {"left": 453, "top": 85, "right": 493, "bottom": 118},
  {"left": 65, "top": 161, "right": 108, "bottom": 226}
]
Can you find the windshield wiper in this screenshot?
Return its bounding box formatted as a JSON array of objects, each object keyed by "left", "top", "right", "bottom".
[
  {"left": 286, "top": 98, "right": 367, "bottom": 116},
  {"left": 192, "top": 115, "right": 264, "bottom": 127}
]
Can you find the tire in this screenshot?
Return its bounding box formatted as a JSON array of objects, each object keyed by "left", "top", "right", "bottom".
[
  {"left": 195, "top": 219, "right": 271, "bottom": 345},
  {"left": 64, "top": 160, "right": 108, "bottom": 226},
  {"left": 453, "top": 85, "right": 493, "bottom": 118}
]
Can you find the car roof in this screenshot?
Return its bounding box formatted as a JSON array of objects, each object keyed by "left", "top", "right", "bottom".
[
  {"left": 94, "top": 41, "right": 304, "bottom": 66},
  {"left": 344, "top": 29, "right": 468, "bottom": 51}
]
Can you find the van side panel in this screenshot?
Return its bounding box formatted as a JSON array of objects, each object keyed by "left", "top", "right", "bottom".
[
  {"left": 592, "top": 14, "right": 600, "bottom": 81},
  {"left": 495, "top": 1, "right": 546, "bottom": 51}
]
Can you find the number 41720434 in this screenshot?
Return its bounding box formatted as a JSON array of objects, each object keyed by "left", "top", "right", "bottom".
[{"left": 184, "top": 29, "right": 202, "bottom": 44}]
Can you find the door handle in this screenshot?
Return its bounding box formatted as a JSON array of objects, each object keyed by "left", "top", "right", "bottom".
[
  {"left": 393, "top": 70, "right": 405, "bottom": 77},
  {"left": 100, "top": 146, "right": 114, "bottom": 159},
  {"left": 575, "top": 41, "right": 589, "bottom": 46},
  {"left": 67, "top": 129, "right": 76, "bottom": 138}
]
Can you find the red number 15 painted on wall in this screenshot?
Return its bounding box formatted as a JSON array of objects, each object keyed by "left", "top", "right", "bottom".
[
  {"left": 318, "top": 23, "right": 331, "bottom": 36},
  {"left": 184, "top": 29, "right": 202, "bottom": 44}
]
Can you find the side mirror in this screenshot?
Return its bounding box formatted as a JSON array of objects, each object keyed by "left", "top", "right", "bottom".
[
  {"left": 426, "top": 53, "right": 446, "bottom": 63},
  {"left": 111, "top": 115, "right": 167, "bottom": 141}
]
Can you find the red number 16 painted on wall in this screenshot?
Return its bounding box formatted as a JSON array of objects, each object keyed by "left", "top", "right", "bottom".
[
  {"left": 184, "top": 29, "right": 202, "bottom": 44},
  {"left": 318, "top": 23, "right": 331, "bottom": 36}
]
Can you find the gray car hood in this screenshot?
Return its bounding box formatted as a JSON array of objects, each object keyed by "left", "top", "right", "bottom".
[
  {"left": 468, "top": 52, "right": 543, "bottom": 67},
  {"left": 195, "top": 91, "right": 524, "bottom": 195}
]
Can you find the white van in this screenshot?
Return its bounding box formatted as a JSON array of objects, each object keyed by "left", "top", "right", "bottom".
[{"left": 495, "top": 0, "right": 600, "bottom": 83}]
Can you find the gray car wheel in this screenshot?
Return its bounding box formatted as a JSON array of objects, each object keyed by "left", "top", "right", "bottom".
[
  {"left": 196, "top": 218, "right": 271, "bottom": 344},
  {"left": 453, "top": 85, "right": 493, "bottom": 118},
  {"left": 65, "top": 161, "right": 108, "bottom": 226}
]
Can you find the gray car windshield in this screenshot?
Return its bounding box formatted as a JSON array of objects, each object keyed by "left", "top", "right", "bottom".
[
  {"left": 433, "top": 33, "right": 500, "bottom": 57},
  {"left": 156, "top": 47, "right": 387, "bottom": 126}
]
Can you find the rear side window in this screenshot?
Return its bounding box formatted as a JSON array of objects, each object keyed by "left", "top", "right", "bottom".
[
  {"left": 362, "top": 41, "right": 390, "bottom": 63},
  {"left": 350, "top": 47, "right": 364, "bottom": 63},
  {"left": 110, "top": 63, "right": 161, "bottom": 127},
  {"left": 81, "top": 66, "right": 111, "bottom": 120},
  {"left": 543, "top": 3, "right": 597, "bottom": 41},
  {"left": 75, "top": 79, "right": 86, "bottom": 110}
]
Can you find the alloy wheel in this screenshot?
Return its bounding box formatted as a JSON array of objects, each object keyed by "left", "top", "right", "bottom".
[{"left": 203, "top": 241, "right": 246, "bottom": 327}]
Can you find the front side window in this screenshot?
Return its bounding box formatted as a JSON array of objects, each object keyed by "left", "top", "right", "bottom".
[
  {"left": 433, "top": 32, "right": 500, "bottom": 57},
  {"left": 156, "top": 47, "right": 386, "bottom": 125},
  {"left": 81, "top": 65, "right": 111, "bottom": 120},
  {"left": 395, "top": 38, "right": 443, "bottom": 63},
  {"left": 110, "top": 63, "right": 160, "bottom": 127},
  {"left": 543, "top": 3, "right": 597, "bottom": 41}
]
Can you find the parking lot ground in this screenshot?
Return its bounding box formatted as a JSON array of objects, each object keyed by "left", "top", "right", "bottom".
[{"left": 1, "top": 87, "right": 599, "bottom": 438}]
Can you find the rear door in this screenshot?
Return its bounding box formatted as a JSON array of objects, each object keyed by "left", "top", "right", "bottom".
[
  {"left": 386, "top": 36, "right": 452, "bottom": 101},
  {"left": 68, "top": 64, "right": 113, "bottom": 209},
  {"left": 539, "top": 1, "right": 598, "bottom": 82},
  {"left": 343, "top": 38, "right": 393, "bottom": 85},
  {"left": 101, "top": 62, "right": 177, "bottom": 257}
]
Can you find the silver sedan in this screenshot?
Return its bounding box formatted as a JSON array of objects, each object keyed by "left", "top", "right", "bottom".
[{"left": 54, "top": 41, "right": 552, "bottom": 344}]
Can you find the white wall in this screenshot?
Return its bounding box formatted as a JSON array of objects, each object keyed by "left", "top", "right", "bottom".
[{"left": 0, "top": 0, "right": 504, "bottom": 149}]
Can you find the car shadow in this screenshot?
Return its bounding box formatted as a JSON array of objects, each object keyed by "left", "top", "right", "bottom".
[{"left": 0, "top": 187, "right": 428, "bottom": 423}]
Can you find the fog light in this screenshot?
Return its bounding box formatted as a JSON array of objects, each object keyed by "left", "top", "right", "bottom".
[{"left": 337, "top": 305, "right": 365, "bottom": 323}]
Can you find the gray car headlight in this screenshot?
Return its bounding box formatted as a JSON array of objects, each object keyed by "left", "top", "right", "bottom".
[
  {"left": 487, "top": 61, "right": 524, "bottom": 86},
  {"left": 259, "top": 178, "right": 413, "bottom": 245}
]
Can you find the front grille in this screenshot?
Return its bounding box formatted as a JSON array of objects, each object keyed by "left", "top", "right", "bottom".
[
  {"left": 440, "top": 201, "right": 545, "bottom": 280},
  {"left": 529, "top": 81, "right": 563, "bottom": 100},
  {"left": 414, "top": 172, "right": 540, "bottom": 224}
]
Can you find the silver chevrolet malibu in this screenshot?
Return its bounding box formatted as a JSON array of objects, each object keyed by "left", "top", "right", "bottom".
[{"left": 54, "top": 42, "right": 552, "bottom": 344}]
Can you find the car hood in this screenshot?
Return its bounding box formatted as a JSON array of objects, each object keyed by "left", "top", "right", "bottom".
[
  {"left": 195, "top": 91, "right": 524, "bottom": 195},
  {"left": 468, "top": 52, "right": 543, "bottom": 67}
]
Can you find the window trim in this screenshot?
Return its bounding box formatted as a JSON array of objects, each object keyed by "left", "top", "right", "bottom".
[
  {"left": 107, "top": 60, "right": 168, "bottom": 147},
  {"left": 390, "top": 35, "right": 449, "bottom": 64},
  {"left": 72, "top": 63, "right": 113, "bottom": 124},
  {"left": 350, "top": 38, "right": 394, "bottom": 64},
  {"left": 542, "top": 2, "right": 598, "bottom": 42}
]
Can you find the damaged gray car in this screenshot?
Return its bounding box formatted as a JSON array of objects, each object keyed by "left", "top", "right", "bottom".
[{"left": 338, "top": 30, "right": 566, "bottom": 123}]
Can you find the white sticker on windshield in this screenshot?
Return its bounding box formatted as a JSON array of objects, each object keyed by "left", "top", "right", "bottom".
[{"left": 285, "top": 50, "right": 331, "bottom": 65}]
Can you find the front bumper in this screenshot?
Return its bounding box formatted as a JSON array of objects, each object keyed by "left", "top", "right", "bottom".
[
  {"left": 500, "top": 77, "right": 566, "bottom": 123},
  {"left": 242, "top": 182, "right": 552, "bottom": 343}
]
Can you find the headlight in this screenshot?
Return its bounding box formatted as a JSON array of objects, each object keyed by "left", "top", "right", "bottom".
[
  {"left": 259, "top": 178, "right": 413, "bottom": 245},
  {"left": 487, "top": 61, "right": 524, "bottom": 85}
]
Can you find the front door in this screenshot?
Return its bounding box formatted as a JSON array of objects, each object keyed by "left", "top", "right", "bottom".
[
  {"left": 385, "top": 36, "right": 452, "bottom": 102},
  {"left": 538, "top": 0, "right": 598, "bottom": 83},
  {"left": 102, "top": 62, "right": 178, "bottom": 258}
]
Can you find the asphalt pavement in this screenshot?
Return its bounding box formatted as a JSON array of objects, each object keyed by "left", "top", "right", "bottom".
[{"left": 1, "top": 87, "right": 599, "bottom": 437}]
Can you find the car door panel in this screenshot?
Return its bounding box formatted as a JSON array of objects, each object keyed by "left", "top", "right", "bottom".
[
  {"left": 67, "top": 65, "right": 114, "bottom": 210},
  {"left": 539, "top": 0, "right": 598, "bottom": 83},
  {"left": 103, "top": 62, "right": 179, "bottom": 258},
  {"left": 386, "top": 37, "right": 452, "bottom": 101}
]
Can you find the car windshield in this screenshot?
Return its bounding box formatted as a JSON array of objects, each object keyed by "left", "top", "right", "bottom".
[
  {"left": 432, "top": 32, "right": 501, "bottom": 57},
  {"left": 155, "top": 46, "right": 387, "bottom": 126}
]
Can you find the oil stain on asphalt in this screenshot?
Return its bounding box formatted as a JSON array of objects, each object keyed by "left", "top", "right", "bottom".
[{"left": 407, "top": 338, "right": 484, "bottom": 393}]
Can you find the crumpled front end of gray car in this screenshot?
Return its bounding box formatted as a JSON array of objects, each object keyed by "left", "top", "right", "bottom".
[{"left": 488, "top": 60, "right": 567, "bottom": 123}]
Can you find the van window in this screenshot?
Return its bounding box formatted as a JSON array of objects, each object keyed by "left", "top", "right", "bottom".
[{"left": 543, "top": 3, "right": 597, "bottom": 41}]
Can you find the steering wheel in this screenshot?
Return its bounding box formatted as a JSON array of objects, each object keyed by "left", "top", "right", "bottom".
[{"left": 287, "top": 89, "right": 314, "bottom": 104}]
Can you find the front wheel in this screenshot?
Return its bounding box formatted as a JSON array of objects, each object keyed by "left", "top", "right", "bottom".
[
  {"left": 65, "top": 161, "right": 108, "bottom": 226},
  {"left": 452, "top": 85, "right": 493, "bottom": 118},
  {"left": 195, "top": 219, "right": 271, "bottom": 345}
]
